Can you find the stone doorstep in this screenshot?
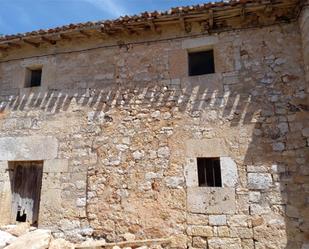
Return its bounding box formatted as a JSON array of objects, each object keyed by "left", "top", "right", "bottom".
[{"left": 75, "top": 237, "right": 171, "bottom": 249}]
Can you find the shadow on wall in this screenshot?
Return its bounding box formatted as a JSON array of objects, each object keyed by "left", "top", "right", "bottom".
[
  {"left": 0, "top": 78, "right": 308, "bottom": 248},
  {"left": 0, "top": 82, "right": 260, "bottom": 126}
]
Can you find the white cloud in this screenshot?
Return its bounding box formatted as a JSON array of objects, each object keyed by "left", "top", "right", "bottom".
[{"left": 83, "top": 0, "right": 127, "bottom": 17}]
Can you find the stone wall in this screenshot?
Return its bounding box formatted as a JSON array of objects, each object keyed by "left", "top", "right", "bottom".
[
  {"left": 0, "top": 20, "right": 308, "bottom": 249},
  {"left": 300, "top": 0, "right": 309, "bottom": 85}
]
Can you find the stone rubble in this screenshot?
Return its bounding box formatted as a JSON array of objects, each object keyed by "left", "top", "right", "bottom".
[{"left": 0, "top": 224, "right": 169, "bottom": 249}]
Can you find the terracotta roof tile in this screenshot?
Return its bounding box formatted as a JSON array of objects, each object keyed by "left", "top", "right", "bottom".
[{"left": 0, "top": 0, "right": 300, "bottom": 43}]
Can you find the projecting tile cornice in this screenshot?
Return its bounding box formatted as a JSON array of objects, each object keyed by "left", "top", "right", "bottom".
[{"left": 0, "top": 0, "right": 304, "bottom": 53}]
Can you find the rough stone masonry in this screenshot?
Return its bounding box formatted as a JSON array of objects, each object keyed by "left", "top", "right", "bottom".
[{"left": 0, "top": 0, "right": 308, "bottom": 248}]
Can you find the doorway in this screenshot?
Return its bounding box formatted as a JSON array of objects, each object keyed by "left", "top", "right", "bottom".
[{"left": 9, "top": 161, "right": 43, "bottom": 226}]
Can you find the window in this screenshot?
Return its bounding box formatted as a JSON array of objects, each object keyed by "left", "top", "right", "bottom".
[
  {"left": 188, "top": 50, "right": 215, "bottom": 76},
  {"left": 25, "top": 68, "right": 42, "bottom": 87},
  {"left": 197, "top": 157, "right": 222, "bottom": 187}
]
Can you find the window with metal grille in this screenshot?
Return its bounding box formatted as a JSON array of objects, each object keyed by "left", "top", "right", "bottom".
[
  {"left": 188, "top": 50, "right": 215, "bottom": 76},
  {"left": 25, "top": 68, "right": 42, "bottom": 87},
  {"left": 197, "top": 157, "right": 222, "bottom": 187}
]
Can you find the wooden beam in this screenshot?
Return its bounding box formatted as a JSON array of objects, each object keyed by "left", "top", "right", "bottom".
[
  {"left": 97, "top": 28, "right": 111, "bottom": 37},
  {"left": 23, "top": 39, "right": 40, "bottom": 48},
  {"left": 264, "top": 4, "right": 273, "bottom": 16},
  {"left": 209, "top": 9, "right": 214, "bottom": 29},
  {"left": 241, "top": 5, "right": 246, "bottom": 21},
  {"left": 79, "top": 30, "right": 91, "bottom": 38},
  {"left": 59, "top": 33, "right": 72, "bottom": 41},
  {"left": 179, "top": 16, "right": 186, "bottom": 31},
  {"left": 147, "top": 20, "right": 160, "bottom": 34},
  {"left": 0, "top": 47, "right": 8, "bottom": 57},
  {"left": 7, "top": 42, "right": 21, "bottom": 49},
  {"left": 41, "top": 36, "right": 56, "bottom": 45}
]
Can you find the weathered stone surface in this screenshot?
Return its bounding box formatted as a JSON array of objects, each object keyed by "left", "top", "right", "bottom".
[
  {"left": 123, "top": 233, "right": 136, "bottom": 241},
  {"left": 208, "top": 238, "right": 242, "bottom": 249},
  {"left": 43, "top": 159, "right": 69, "bottom": 173},
  {"left": 185, "top": 139, "right": 227, "bottom": 158},
  {"left": 182, "top": 36, "right": 219, "bottom": 50},
  {"left": 187, "top": 226, "right": 213, "bottom": 237},
  {"left": 192, "top": 236, "right": 207, "bottom": 248},
  {"left": 5, "top": 222, "right": 30, "bottom": 236},
  {"left": 220, "top": 157, "right": 238, "bottom": 187},
  {"left": 5, "top": 229, "right": 51, "bottom": 249},
  {"left": 187, "top": 187, "right": 235, "bottom": 214},
  {"left": 209, "top": 215, "right": 227, "bottom": 226},
  {"left": 247, "top": 173, "right": 272, "bottom": 190},
  {"left": 76, "top": 238, "right": 106, "bottom": 248},
  {"left": 49, "top": 238, "right": 74, "bottom": 249},
  {"left": 0, "top": 136, "right": 58, "bottom": 160},
  {"left": 0, "top": 230, "right": 16, "bottom": 248},
  {"left": 0, "top": 3, "right": 307, "bottom": 248}
]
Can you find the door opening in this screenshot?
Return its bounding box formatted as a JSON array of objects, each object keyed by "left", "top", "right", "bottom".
[{"left": 9, "top": 161, "right": 43, "bottom": 227}]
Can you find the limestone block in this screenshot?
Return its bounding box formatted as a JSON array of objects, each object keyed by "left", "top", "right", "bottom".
[
  {"left": 185, "top": 139, "right": 227, "bottom": 158},
  {"left": 0, "top": 180, "right": 12, "bottom": 225},
  {"left": 49, "top": 238, "right": 74, "bottom": 249},
  {"left": 187, "top": 213, "right": 209, "bottom": 225},
  {"left": 209, "top": 215, "right": 227, "bottom": 226},
  {"left": 184, "top": 158, "right": 198, "bottom": 187},
  {"left": 186, "top": 225, "right": 213, "bottom": 237},
  {"left": 0, "top": 136, "right": 58, "bottom": 161},
  {"left": 249, "top": 204, "right": 271, "bottom": 215},
  {"left": 0, "top": 161, "right": 8, "bottom": 173},
  {"left": 0, "top": 230, "right": 16, "bottom": 248},
  {"left": 230, "top": 227, "right": 253, "bottom": 239},
  {"left": 242, "top": 239, "right": 254, "bottom": 249},
  {"left": 182, "top": 72, "right": 224, "bottom": 93},
  {"left": 164, "top": 176, "right": 184, "bottom": 188},
  {"left": 170, "top": 234, "right": 187, "bottom": 249},
  {"left": 221, "top": 157, "right": 238, "bottom": 187},
  {"left": 123, "top": 233, "right": 136, "bottom": 241},
  {"left": 5, "top": 229, "right": 52, "bottom": 249},
  {"left": 182, "top": 36, "right": 219, "bottom": 50},
  {"left": 272, "top": 142, "right": 285, "bottom": 152},
  {"left": 249, "top": 192, "right": 261, "bottom": 203},
  {"left": 38, "top": 188, "right": 62, "bottom": 225},
  {"left": 253, "top": 225, "right": 287, "bottom": 248},
  {"left": 6, "top": 222, "right": 30, "bottom": 236},
  {"left": 168, "top": 49, "right": 187, "bottom": 79},
  {"left": 187, "top": 187, "right": 236, "bottom": 214},
  {"left": 43, "top": 159, "right": 69, "bottom": 173},
  {"left": 217, "top": 226, "right": 229, "bottom": 237},
  {"left": 223, "top": 71, "right": 239, "bottom": 85},
  {"left": 247, "top": 173, "right": 272, "bottom": 190},
  {"left": 228, "top": 215, "right": 249, "bottom": 227},
  {"left": 76, "top": 239, "right": 106, "bottom": 248},
  {"left": 192, "top": 237, "right": 207, "bottom": 248},
  {"left": 208, "top": 238, "right": 242, "bottom": 249}
]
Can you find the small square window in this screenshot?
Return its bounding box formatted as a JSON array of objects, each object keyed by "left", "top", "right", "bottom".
[
  {"left": 25, "top": 68, "right": 42, "bottom": 88},
  {"left": 197, "top": 157, "right": 222, "bottom": 187},
  {"left": 188, "top": 50, "right": 215, "bottom": 76}
]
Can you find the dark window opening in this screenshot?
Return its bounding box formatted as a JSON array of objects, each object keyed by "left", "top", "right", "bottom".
[
  {"left": 188, "top": 50, "right": 215, "bottom": 76},
  {"left": 16, "top": 208, "right": 27, "bottom": 222},
  {"left": 197, "top": 157, "right": 222, "bottom": 187},
  {"left": 26, "top": 68, "right": 42, "bottom": 87}
]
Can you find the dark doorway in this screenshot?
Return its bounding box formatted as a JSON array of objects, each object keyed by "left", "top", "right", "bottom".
[{"left": 9, "top": 161, "right": 43, "bottom": 226}]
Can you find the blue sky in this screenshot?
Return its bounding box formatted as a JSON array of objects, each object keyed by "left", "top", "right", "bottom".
[{"left": 0, "top": 0, "right": 211, "bottom": 35}]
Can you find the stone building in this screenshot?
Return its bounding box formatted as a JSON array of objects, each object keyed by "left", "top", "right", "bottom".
[{"left": 0, "top": 0, "right": 308, "bottom": 248}]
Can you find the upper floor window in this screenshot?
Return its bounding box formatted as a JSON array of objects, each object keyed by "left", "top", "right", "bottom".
[
  {"left": 188, "top": 50, "right": 215, "bottom": 76},
  {"left": 197, "top": 157, "right": 222, "bottom": 187},
  {"left": 25, "top": 67, "right": 42, "bottom": 88}
]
